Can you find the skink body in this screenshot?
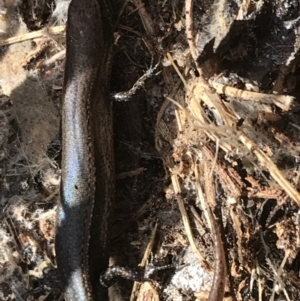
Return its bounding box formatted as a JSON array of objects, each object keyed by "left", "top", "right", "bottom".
[
  {"left": 208, "top": 208, "right": 226, "bottom": 301},
  {"left": 55, "top": 0, "right": 114, "bottom": 300},
  {"left": 55, "top": 1, "right": 225, "bottom": 300}
]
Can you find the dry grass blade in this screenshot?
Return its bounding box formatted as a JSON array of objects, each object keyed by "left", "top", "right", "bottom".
[
  {"left": 171, "top": 174, "right": 212, "bottom": 271},
  {"left": 185, "top": 75, "right": 300, "bottom": 207},
  {"left": 130, "top": 222, "right": 159, "bottom": 301},
  {"left": 209, "top": 79, "right": 295, "bottom": 111},
  {"left": 237, "top": 130, "right": 300, "bottom": 206},
  {"left": 0, "top": 25, "right": 65, "bottom": 46}
]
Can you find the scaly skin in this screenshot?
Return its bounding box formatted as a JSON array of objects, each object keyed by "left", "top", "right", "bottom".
[
  {"left": 207, "top": 208, "right": 226, "bottom": 301},
  {"left": 55, "top": 0, "right": 114, "bottom": 300}
]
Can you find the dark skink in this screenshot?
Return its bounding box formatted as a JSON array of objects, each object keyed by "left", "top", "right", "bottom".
[
  {"left": 55, "top": 0, "right": 114, "bottom": 300},
  {"left": 207, "top": 208, "right": 226, "bottom": 301}
]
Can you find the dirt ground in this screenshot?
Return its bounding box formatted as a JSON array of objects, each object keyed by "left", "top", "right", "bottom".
[{"left": 1, "top": 0, "right": 300, "bottom": 300}]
